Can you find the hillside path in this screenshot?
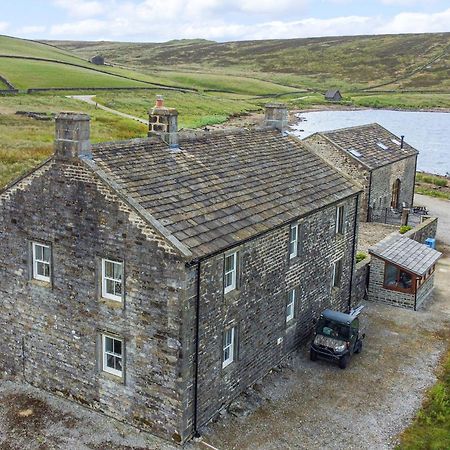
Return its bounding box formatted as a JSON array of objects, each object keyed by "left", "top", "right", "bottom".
[{"left": 67, "top": 95, "right": 148, "bottom": 125}]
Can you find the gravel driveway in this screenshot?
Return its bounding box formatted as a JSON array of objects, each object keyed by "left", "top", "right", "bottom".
[
  {"left": 197, "top": 247, "right": 450, "bottom": 450},
  {"left": 414, "top": 193, "right": 450, "bottom": 245},
  {"left": 1, "top": 251, "right": 449, "bottom": 450}
]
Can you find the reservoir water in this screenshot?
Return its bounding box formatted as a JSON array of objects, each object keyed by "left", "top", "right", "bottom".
[{"left": 290, "top": 109, "right": 450, "bottom": 175}]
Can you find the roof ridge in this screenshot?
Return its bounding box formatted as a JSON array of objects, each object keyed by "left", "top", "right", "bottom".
[{"left": 81, "top": 157, "right": 192, "bottom": 259}]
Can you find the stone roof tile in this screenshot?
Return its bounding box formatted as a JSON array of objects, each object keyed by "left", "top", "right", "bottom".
[{"left": 92, "top": 129, "right": 359, "bottom": 258}]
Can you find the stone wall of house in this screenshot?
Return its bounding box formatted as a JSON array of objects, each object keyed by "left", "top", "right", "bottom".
[
  {"left": 369, "top": 155, "right": 417, "bottom": 212},
  {"left": 0, "top": 158, "right": 189, "bottom": 443},
  {"left": 351, "top": 257, "right": 370, "bottom": 306},
  {"left": 368, "top": 257, "right": 416, "bottom": 309},
  {"left": 189, "top": 194, "right": 358, "bottom": 429},
  {"left": 403, "top": 217, "right": 437, "bottom": 244},
  {"left": 304, "top": 135, "right": 370, "bottom": 221},
  {"left": 416, "top": 273, "right": 435, "bottom": 309}
]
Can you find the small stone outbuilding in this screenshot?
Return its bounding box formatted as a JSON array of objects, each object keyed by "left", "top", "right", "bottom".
[
  {"left": 368, "top": 234, "right": 441, "bottom": 310},
  {"left": 324, "top": 89, "right": 342, "bottom": 101},
  {"left": 90, "top": 55, "right": 105, "bottom": 65},
  {"left": 304, "top": 123, "right": 418, "bottom": 222}
]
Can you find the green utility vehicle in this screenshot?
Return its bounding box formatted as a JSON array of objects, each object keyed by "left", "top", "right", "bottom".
[{"left": 310, "top": 306, "right": 365, "bottom": 369}]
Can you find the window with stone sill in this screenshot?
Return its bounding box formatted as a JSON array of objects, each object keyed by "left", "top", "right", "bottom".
[
  {"left": 102, "top": 259, "right": 123, "bottom": 301},
  {"left": 286, "top": 288, "right": 295, "bottom": 323},
  {"left": 102, "top": 334, "right": 123, "bottom": 377},
  {"left": 335, "top": 205, "right": 345, "bottom": 235},
  {"left": 332, "top": 258, "right": 343, "bottom": 289},
  {"left": 32, "top": 242, "right": 51, "bottom": 282},
  {"left": 222, "top": 326, "right": 236, "bottom": 369},
  {"left": 224, "top": 251, "right": 238, "bottom": 294},
  {"left": 289, "top": 223, "right": 299, "bottom": 259}
]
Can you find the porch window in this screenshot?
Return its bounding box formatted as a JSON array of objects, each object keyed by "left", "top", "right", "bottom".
[
  {"left": 102, "top": 259, "right": 123, "bottom": 301},
  {"left": 335, "top": 205, "right": 345, "bottom": 234},
  {"left": 222, "top": 327, "right": 236, "bottom": 368},
  {"left": 32, "top": 242, "right": 51, "bottom": 282},
  {"left": 286, "top": 289, "right": 295, "bottom": 323},
  {"left": 289, "top": 223, "right": 298, "bottom": 259},
  {"left": 383, "top": 262, "right": 415, "bottom": 293},
  {"left": 224, "top": 252, "right": 238, "bottom": 294},
  {"left": 102, "top": 334, "right": 123, "bottom": 377}
]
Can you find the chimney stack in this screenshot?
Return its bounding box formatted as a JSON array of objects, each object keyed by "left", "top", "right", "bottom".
[
  {"left": 264, "top": 103, "right": 288, "bottom": 132},
  {"left": 54, "top": 112, "right": 91, "bottom": 160},
  {"left": 148, "top": 95, "right": 179, "bottom": 148}
]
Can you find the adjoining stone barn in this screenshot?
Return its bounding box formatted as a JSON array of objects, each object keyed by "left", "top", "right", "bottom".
[
  {"left": 368, "top": 233, "right": 441, "bottom": 310},
  {"left": 304, "top": 123, "right": 418, "bottom": 223},
  {"left": 0, "top": 101, "right": 361, "bottom": 444}
]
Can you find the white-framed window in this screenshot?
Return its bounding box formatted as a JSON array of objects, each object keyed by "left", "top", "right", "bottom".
[
  {"left": 32, "top": 242, "right": 51, "bottom": 282},
  {"left": 335, "top": 205, "right": 345, "bottom": 234},
  {"left": 102, "top": 334, "right": 124, "bottom": 377},
  {"left": 286, "top": 288, "right": 295, "bottom": 323},
  {"left": 102, "top": 259, "right": 123, "bottom": 301},
  {"left": 222, "top": 327, "right": 236, "bottom": 369},
  {"left": 332, "top": 258, "right": 343, "bottom": 289},
  {"left": 289, "top": 223, "right": 298, "bottom": 259},
  {"left": 224, "top": 252, "right": 237, "bottom": 294}
]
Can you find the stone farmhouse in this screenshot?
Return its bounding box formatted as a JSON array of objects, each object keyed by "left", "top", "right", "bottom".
[
  {"left": 0, "top": 101, "right": 361, "bottom": 444},
  {"left": 304, "top": 124, "right": 418, "bottom": 222}
]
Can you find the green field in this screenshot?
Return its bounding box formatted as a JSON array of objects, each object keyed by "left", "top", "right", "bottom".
[
  {"left": 0, "top": 58, "right": 151, "bottom": 90},
  {"left": 0, "top": 93, "right": 147, "bottom": 188}
]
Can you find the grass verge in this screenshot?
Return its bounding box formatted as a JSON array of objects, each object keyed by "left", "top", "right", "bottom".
[{"left": 397, "top": 348, "right": 450, "bottom": 450}]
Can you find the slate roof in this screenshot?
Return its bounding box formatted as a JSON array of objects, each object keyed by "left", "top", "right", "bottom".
[
  {"left": 369, "top": 234, "right": 441, "bottom": 276},
  {"left": 325, "top": 89, "right": 341, "bottom": 99},
  {"left": 315, "top": 123, "right": 418, "bottom": 170},
  {"left": 91, "top": 129, "right": 360, "bottom": 259}
]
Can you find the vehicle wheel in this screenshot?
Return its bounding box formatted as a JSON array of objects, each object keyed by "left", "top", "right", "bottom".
[
  {"left": 310, "top": 349, "right": 318, "bottom": 361},
  {"left": 355, "top": 341, "right": 362, "bottom": 354},
  {"left": 339, "top": 354, "right": 349, "bottom": 369}
]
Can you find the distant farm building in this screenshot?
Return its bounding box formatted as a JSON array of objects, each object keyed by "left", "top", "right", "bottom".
[
  {"left": 324, "top": 89, "right": 342, "bottom": 102},
  {"left": 90, "top": 55, "right": 105, "bottom": 65}
]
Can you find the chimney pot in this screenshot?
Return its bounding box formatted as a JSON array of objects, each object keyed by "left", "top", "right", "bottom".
[
  {"left": 400, "top": 135, "right": 405, "bottom": 149},
  {"left": 54, "top": 112, "right": 91, "bottom": 160},
  {"left": 155, "top": 95, "right": 164, "bottom": 108}
]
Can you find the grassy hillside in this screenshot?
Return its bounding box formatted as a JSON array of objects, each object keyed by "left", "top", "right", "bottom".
[
  {"left": 0, "top": 93, "right": 147, "bottom": 188},
  {"left": 48, "top": 33, "right": 450, "bottom": 91},
  {"left": 0, "top": 58, "right": 149, "bottom": 89}
]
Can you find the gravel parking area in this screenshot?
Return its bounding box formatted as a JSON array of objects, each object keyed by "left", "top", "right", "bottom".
[
  {"left": 1, "top": 251, "right": 448, "bottom": 450},
  {"left": 198, "top": 247, "right": 450, "bottom": 450}
]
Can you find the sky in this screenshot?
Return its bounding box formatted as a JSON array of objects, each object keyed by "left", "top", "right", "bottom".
[{"left": 1, "top": 0, "right": 450, "bottom": 42}]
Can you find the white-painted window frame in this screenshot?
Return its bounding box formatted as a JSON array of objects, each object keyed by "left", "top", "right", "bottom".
[
  {"left": 224, "top": 252, "right": 237, "bottom": 294},
  {"left": 102, "top": 258, "right": 123, "bottom": 301},
  {"left": 102, "top": 334, "right": 124, "bottom": 377},
  {"left": 289, "top": 223, "right": 298, "bottom": 259},
  {"left": 286, "top": 288, "right": 295, "bottom": 323},
  {"left": 222, "top": 327, "right": 235, "bottom": 369},
  {"left": 32, "top": 242, "right": 51, "bottom": 282},
  {"left": 335, "top": 205, "right": 345, "bottom": 235}
]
